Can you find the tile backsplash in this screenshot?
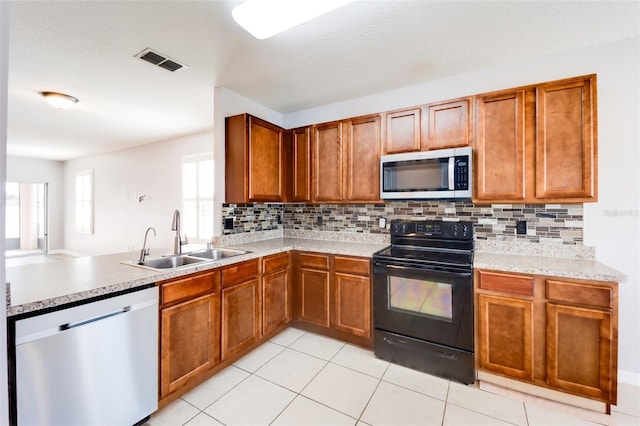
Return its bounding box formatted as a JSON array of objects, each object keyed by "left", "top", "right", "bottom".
[{"left": 222, "top": 202, "right": 584, "bottom": 245}]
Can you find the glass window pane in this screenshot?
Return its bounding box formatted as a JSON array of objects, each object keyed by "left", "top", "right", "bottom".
[
  {"left": 182, "top": 163, "right": 197, "bottom": 199},
  {"left": 182, "top": 201, "right": 197, "bottom": 238},
  {"left": 199, "top": 160, "right": 214, "bottom": 198}
]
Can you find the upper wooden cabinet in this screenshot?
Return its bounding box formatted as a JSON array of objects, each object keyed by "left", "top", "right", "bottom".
[
  {"left": 475, "top": 90, "right": 528, "bottom": 201},
  {"left": 312, "top": 121, "right": 344, "bottom": 202},
  {"left": 383, "top": 107, "right": 422, "bottom": 154},
  {"left": 225, "top": 114, "right": 286, "bottom": 203},
  {"left": 312, "top": 115, "right": 382, "bottom": 203},
  {"left": 288, "top": 126, "right": 312, "bottom": 202},
  {"left": 426, "top": 98, "right": 472, "bottom": 150},
  {"left": 474, "top": 74, "right": 597, "bottom": 204},
  {"left": 344, "top": 115, "right": 381, "bottom": 202},
  {"left": 536, "top": 76, "right": 597, "bottom": 200}
]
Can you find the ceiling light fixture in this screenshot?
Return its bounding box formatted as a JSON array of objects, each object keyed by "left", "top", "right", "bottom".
[
  {"left": 41, "top": 91, "right": 78, "bottom": 110},
  {"left": 232, "top": 0, "right": 354, "bottom": 40}
]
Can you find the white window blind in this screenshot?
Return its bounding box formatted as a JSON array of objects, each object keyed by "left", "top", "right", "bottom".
[{"left": 181, "top": 153, "right": 213, "bottom": 242}]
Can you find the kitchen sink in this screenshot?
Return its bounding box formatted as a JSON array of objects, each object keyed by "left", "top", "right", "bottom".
[
  {"left": 137, "top": 255, "right": 206, "bottom": 269},
  {"left": 123, "top": 248, "right": 250, "bottom": 271},
  {"left": 188, "top": 248, "right": 250, "bottom": 260}
]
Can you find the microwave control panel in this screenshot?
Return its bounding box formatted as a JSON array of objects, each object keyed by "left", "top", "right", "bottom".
[{"left": 454, "top": 156, "right": 469, "bottom": 190}]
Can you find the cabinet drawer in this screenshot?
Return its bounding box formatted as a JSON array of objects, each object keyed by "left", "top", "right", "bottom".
[
  {"left": 263, "top": 252, "right": 289, "bottom": 274},
  {"left": 222, "top": 259, "right": 260, "bottom": 288},
  {"left": 334, "top": 256, "right": 370, "bottom": 276},
  {"left": 546, "top": 280, "right": 613, "bottom": 309},
  {"left": 161, "top": 271, "right": 218, "bottom": 306},
  {"left": 478, "top": 270, "right": 534, "bottom": 296},
  {"left": 298, "top": 253, "right": 329, "bottom": 270}
]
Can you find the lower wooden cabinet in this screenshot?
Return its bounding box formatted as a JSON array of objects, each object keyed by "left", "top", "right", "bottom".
[
  {"left": 221, "top": 259, "right": 261, "bottom": 361},
  {"left": 477, "top": 293, "right": 534, "bottom": 380},
  {"left": 159, "top": 271, "right": 220, "bottom": 398},
  {"left": 262, "top": 252, "right": 292, "bottom": 335},
  {"left": 294, "top": 252, "right": 372, "bottom": 345},
  {"left": 296, "top": 253, "right": 331, "bottom": 328},
  {"left": 332, "top": 256, "right": 371, "bottom": 338},
  {"left": 475, "top": 269, "right": 618, "bottom": 406}
]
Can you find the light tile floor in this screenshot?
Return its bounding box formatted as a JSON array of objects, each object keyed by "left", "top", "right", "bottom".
[{"left": 147, "top": 328, "right": 640, "bottom": 426}]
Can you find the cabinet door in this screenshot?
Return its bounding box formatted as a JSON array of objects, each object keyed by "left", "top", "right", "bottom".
[
  {"left": 383, "top": 107, "right": 422, "bottom": 154},
  {"left": 291, "top": 126, "right": 311, "bottom": 202},
  {"left": 345, "top": 115, "right": 381, "bottom": 201},
  {"left": 248, "top": 116, "right": 284, "bottom": 201},
  {"left": 475, "top": 90, "right": 527, "bottom": 201},
  {"left": 221, "top": 279, "right": 260, "bottom": 360},
  {"left": 426, "top": 98, "right": 471, "bottom": 149},
  {"left": 536, "top": 76, "right": 596, "bottom": 200},
  {"left": 477, "top": 294, "right": 534, "bottom": 380},
  {"left": 160, "top": 293, "right": 219, "bottom": 397},
  {"left": 546, "top": 303, "right": 615, "bottom": 403},
  {"left": 312, "top": 121, "right": 343, "bottom": 202},
  {"left": 332, "top": 272, "right": 371, "bottom": 338},
  {"left": 297, "top": 268, "right": 331, "bottom": 328},
  {"left": 263, "top": 268, "right": 290, "bottom": 335}
]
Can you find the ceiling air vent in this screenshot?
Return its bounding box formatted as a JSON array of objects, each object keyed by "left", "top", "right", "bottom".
[{"left": 135, "top": 48, "right": 188, "bottom": 73}]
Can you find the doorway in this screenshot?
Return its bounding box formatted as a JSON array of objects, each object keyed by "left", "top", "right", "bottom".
[{"left": 5, "top": 182, "right": 48, "bottom": 258}]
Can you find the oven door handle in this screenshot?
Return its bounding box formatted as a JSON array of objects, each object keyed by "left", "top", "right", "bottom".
[{"left": 375, "top": 261, "right": 472, "bottom": 278}]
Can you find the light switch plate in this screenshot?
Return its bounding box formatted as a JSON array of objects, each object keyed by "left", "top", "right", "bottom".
[{"left": 379, "top": 218, "right": 386, "bottom": 228}]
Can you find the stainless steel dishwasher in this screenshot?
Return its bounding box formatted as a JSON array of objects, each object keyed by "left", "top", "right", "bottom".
[{"left": 15, "top": 286, "right": 158, "bottom": 426}]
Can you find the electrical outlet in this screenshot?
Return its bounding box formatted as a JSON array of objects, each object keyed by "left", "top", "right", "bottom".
[
  {"left": 516, "top": 220, "right": 527, "bottom": 235},
  {"left": 379, "top": 218, "right": 386, "bottom": 228},
  {"left": 224, "top": 217, "right": 234, "bottom": 230}
]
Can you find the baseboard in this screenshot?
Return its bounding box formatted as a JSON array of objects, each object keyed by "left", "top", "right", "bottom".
[
  {"left": 618, "top": 369, "right": 640, "bottom": 387},
  {"left": 48, "top": 249, "right": 89, "bottom": 257}
]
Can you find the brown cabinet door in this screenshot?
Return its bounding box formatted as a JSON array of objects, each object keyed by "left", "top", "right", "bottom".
[
  {"left": 426, "top": 98, "right": 471, "bottom": 149},
  {"left": 546, "top": 303, "right": 615, "bottom": 403},
  {"left": 332, "top": 272, "right": 371, "bottom": 338},
  {"left": 291, "top": 126, "right": 312, "bottom": 202},
  {"left": 312, "top": 121, "right": 344, "bottom": 202},
  {"left": 297, "top": 268, "right": 331, "bottom": 328},
  {"left": 345, "top": 115, "right": 381, "bottom": 202},
  {"left": 248, "top": 116, "right": 285, "bottom": 201},
  {"left": 535, "top": 76, "right": 596, "bottom": 200},
  {"left": 160, "top": 293, "right": 220, "bottom": 397},
  {"left": 477, "top": 294, "right": 534, "bottom": 380},
  {"left": 475, "top": 90, "right": 527, "bottom": 202},
  {"left": 221, "top": 279, "right": 261, "bottom": 360},
  {"left": 383, "top": 107, "right": 422, "bottom": 154},
  {"left": 263, "top": 268, "right": 291, "bottom": 335}
]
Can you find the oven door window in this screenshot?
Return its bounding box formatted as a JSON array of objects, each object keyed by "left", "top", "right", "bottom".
[{"left": 388, "top": 276, "right": 453, "bottom": 322}]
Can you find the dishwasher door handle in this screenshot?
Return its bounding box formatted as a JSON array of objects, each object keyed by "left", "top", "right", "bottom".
[
  {"left": 59, "top": 306, "right": 130, "bottom": 331},
  {"left": 15, "top": 298, "right": 157, "bottom": 345}
]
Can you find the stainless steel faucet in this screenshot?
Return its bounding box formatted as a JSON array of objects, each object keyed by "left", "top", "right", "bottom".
[
  {"left": 139, "top": 227, "right": 156, "bottom": 263},
  {"left": 171, "top": 209, "right": 189, "bottom": 254}
]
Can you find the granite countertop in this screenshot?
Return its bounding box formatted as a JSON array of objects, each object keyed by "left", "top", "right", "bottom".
[
  {"left": 6, "top": 237, "right": 388, "bottom": 317},
  {"left": 6, "top": 236, "right": 626, "bottom": 317},
  {"left": 474, "top": 251, "right": 626, "bottom": 283}
]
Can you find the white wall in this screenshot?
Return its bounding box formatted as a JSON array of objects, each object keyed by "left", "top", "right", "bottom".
[
  {"left": 212, "top": 87, "right": 283, "bottom": 236},
  {"left": 63, "top": 131, "right": 213, "bottom": 256},
  {"left": 0, "top": 0, "right": 10, "bottom": 422},
  {"left": 284, "top": 38, "right": 640, "bottom": 382},
  {"left": 7, "top": 156, "right": 64, "bottom": 250}
]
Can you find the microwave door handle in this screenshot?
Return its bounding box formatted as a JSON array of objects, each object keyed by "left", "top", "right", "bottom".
[{"left": 448, "top": 157, "right": 455, "bottom": 190}]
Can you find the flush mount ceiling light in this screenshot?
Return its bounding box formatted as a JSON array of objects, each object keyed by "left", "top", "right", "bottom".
[
  {"left": 41, "top": 92, "right": 78, "bottom": 110},
  {"left": 232, "top": 0, "right": 354, "bottom": 40}
]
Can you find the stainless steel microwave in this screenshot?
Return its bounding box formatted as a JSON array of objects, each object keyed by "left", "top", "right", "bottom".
[{"left": 380, "top": 147, "right": 472, "bottom": 200}]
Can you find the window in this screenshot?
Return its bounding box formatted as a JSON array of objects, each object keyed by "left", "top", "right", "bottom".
[
  {"left": 182, "top": 154, "right": 213, "bottom": 242},
  {"left": 75, "top": 169, "right": 93, "bottom": 234}
]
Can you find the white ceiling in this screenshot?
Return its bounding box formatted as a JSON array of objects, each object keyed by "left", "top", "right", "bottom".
[{"left": 7, "top": 0, "right": 640, "bottom": 161}]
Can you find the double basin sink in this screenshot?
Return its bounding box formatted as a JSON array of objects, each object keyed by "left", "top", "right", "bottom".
[{"left": 125, "top": 248, "right": 250, "bottom": 271}]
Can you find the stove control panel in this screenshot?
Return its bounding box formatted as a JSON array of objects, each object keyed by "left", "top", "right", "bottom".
[{"left": 390, "top": 220, "right": 473, "bottom": 240}]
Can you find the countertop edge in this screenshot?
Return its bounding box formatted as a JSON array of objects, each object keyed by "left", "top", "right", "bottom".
[{"left": 8, "top": 238, "right": 626, "bottom": 317}]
